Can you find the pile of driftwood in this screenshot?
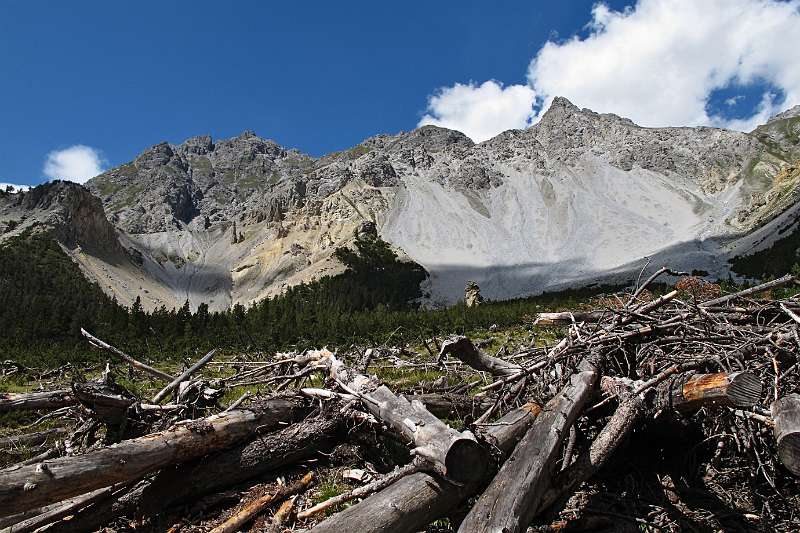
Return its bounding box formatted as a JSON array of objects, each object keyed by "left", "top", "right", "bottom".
[{"left": 2, "top": 271, "right": 800, "bottom": 532}]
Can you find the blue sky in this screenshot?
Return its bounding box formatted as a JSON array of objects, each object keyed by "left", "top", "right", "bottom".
[{"left": 2, "top": 0, "right": 798, "bottom": 187}]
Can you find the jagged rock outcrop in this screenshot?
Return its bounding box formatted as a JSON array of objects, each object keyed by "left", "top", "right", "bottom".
[{"left": 6, "top": 97, "right": 800, "bottom": 312}]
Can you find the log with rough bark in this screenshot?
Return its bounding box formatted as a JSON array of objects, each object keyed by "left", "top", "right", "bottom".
[
  {"left": 53, "top": 408, "right": 343, "bottom": 531},
  {"left": 314, "top": 349, "right": 488, "bottom": 483},
  {"left": 458, "top": 361, "right": 600, "bottom": 533},
  {"left": 0, "top": 428, "right": 68, "bottom": 451},
  {"left": 439, "top": 336, "right": 522, "bottom": 376},
  {"left": 308, "top": 402, "right": 542, "bottom": 533},
  {"left": 657, "top": 371, "right": 762, "bottom": 412},
  {"left": 0, "top": 485, "right": 118, "bottom": 533},
  {"left": 0, "top": 390, "right": 75, "bottom": 414},
  {"left": 209, "top": 472, "right": 313, "bottom": 533},
  {"left": 772, "top": 393, "right": 800, "bottom": 476},
  {"left": 0, "top": 396, "right": 307, "bottom": 518}
]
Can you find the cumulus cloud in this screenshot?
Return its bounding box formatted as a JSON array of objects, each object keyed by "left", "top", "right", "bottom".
[
  {"left": 418, "top": 80, "right": 537, "bottom": 142},
  {"left": 419, "top": 0, "right": 800, "bottom": 140},
  {"left": 43, "top": 145, "right": 105, "bottom": 184}
]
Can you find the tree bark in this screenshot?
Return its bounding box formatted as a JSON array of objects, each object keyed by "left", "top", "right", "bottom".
[
  {"left": 439, "top": 336, "right": 522, "bottom": 376},
  {"left": 308, "top": 402, "right": 542, "bottom": 533},
  {"left": 0, "top": 390, "right": 75, "bottom": 414},
  {"left": 458, "top": 362, "right": 599, "bottom": 533},
  {"left": 0, "top": 429, "right": 69, "bottom": 451},
  {"left": 0, "top": 396, "right": 307, "bottom": 518},
  {"left": 52, "top": 408, "right": 342, "bottom": 531},
  {"left": 316, "top": 350, "right": 488, "bottom": 484},
  {"left": 772, "top": 393, "right": 800, "bottom": 476}
]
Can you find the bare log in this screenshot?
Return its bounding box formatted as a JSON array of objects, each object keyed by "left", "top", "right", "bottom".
[
  {"left": 152, "top": 349, "right": 217, "bottom": 404},
  {"left": 533, "top": 311, "right": 606, "bottom": 326},
  {"left": 772, "top": 393, "right": 800, "bottom": 476},
  {"left": 0, "top": 429, "right": 68, "bottom": 451},
  {"left": 264, "top": 496, "right": 296, "bottom": 533},
  {"left": 80, "top": 328, "right": 174, "bottom": 381},
  {"left": 439, "top": 336, "right": 522, "bottom": 376},
  {"left": 657, "top": 371, "right": 762, "bottom": 412},
  {"left": 308, "top": 402, "right": 542, "bottom": 533},
  {"left": 0, "top": 396, "right": 307, "bottom": 518},
  {"left": 0, "top": 390, "right": 75, "bottom": 414},
  {"left": 700, "top": 274, "right": 795, "bottom": 307},
  {"left": 54, "top": 408, "right": 342, "bottom": 530},
  {"left": 407, "top": 393, "right": 492, "bottom": 419},
  {"left": 0, "top": 486, "right": 117, "bottom": 533},
  {"left": 458, "top": 361, "right": 599, "bottom": 533},
  {"left": 209, "top": 472, "right": 313, "bottom": 533},
  {"left": 316, "top": 350, "right": 488, "bottom": 484}
]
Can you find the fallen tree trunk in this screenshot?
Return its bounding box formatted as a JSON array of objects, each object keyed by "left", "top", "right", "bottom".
[
  {"left": 0, "top": 390, "right": 75, "bottom": 414},
  {"left": 0, "top": 396, "right": 307, "bottom": 518},
  {"left": 439, "top": 336, "right": 522, "bottom": 376},
  {"left": 0, "top": 428, "right": 68, "bottom": 451},
  {"left": 308, "top": 402, "right": 542, "bottom": 533},
  {"left": 80, "top": 329, "right": 174, "bottom": 382},
  {"left": 52, "top": 408, "right": 343, "bottom": 531},
  {"left": 658, "top": 371, "right": 762, "bottom": 412},
  {"left": 152, "top": 349, "right": 217, "bottom": 404},
  {"left": 315, "top": 350, "right": 488, "bottom": 484},
  {"left": 533, "top": 310, "right": 607, "bottom": 326},
  {"left": 458, "top": 361, "right": 600, "bottom": 533},
  {"left": 700, "top": 274, "right": 795, "bottom": 307},
  {"left": 772, "top": 393, "right": 800, "bottom": 476},
  {"left": 0, "top": 486, "right": 118, "bottom": 533},
  {"left": 407, "top": 393, "right": 492, "bottom": 419}
]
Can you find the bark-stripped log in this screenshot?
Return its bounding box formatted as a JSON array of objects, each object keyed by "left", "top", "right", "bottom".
[
  {"left": 533, "top": 311, "right": 606, "bottom": 326},
  {"left": 80, "top": 329, "right": 174, "bottom": 382},
  {"left": 407, "top": 393, "right": 492, "bottom": 419},
  {"left": 439, "top": 336, "right": 522, "bottom": 376},
  {"left": 700, "top": 274, "right": 795, "bottom": 307},
  {"left": 657, "top": 371, "right": 762, "bottom": 412},
  {"left": 308, "top": 402, "right": 542, "bottom": 533},
  {"left": 772, "top": 393, "right": 800, "bottom": 476},
  {"left": 152, "top": 349, "right": 217, "bottom": 404},
  {"left": 315, "top": 350, "right": 488, "bottom": 484},
  {"left": 0, "top": 486, "right": 117, "bottom": 533},
  {"left": 209, "top": 472, "right": 313, "bottom": 533},
  {"left": 458, "top": 361, "right": 599, "bottom": 533},
  {"left": 0, "top": 397, "right": 307, "bottom": 518},
  {"left": 52, "top": 409, "right": 342, "bottom": 531},
  {"left": 0, "top": 390, "right": 75, "bottom": 414}
]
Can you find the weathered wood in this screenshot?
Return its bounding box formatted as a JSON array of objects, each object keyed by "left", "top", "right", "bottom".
[
  {"left": 533, "top": 311, "right": 606, "bottom": 326},
  {"left": 308, "top": 402, "right": 542, "bottom": 533},
  {"left": 80, "top": 328, "right": 174, "bottom": 381},
  {"left": 0, "top": 390, "right": 75, "bottom": 414},
  {"left": 407, "top": 393, "right": 492, "bottom": 419},
  {"left": 0, "top": 486, "right": 116, "bottom": 533},
  {"left": 152, "top": 349, "right": 217, "bottom": 403},
  {"left": 657, "top": 371, "right": 762, "bottom": 412},
  {"left": 0, "top": 396, "right": 306, "bottom": 518},
  {"left": 53, "top": 408, "right": 342, "bottom": 531},
  {"left": 439, "top": 336, "right": 522, "bottom": 376},
  {"left": 458, "top": 362, "right": 599, "bottom": 533},
  {"left": 700, "top": 274, "right": 795, "bottom": 307},
  {"left": 315, "top": 349, "right": 488, "bottom": 483},
  {"left": 263, "top": 496, "right": 296, "bottom": 533},
  {"left": 298, "top": 460, "right": 426, "bottom": 519},
  {"left": 209, "top": 472, "right": 313, "bottom": 533},
  {"left": 0, "top": 429, "right": 68, "bottom": 451},
  {"left": 537, "top": 394, "right": 644, "bottom": 514},
  {"left": 772, "top": 393, "right": 800, "bottom": 476}
]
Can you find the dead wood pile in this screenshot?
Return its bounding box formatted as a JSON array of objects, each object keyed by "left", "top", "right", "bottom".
[{"left": 2, "top": 272, "right": 800, "bottom": 531}]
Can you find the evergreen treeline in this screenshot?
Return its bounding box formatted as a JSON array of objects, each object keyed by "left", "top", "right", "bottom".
[{"left": 0, "top": 231, "right": 613, "bottom": 367}]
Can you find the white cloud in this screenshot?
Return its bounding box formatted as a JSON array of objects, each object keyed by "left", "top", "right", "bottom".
[
  {"left": 418, "top": 80, "right": 537, "bottom": 142},
  {"left": 43, "top": 145, "right": 105, "bottom": 184},
  {"left": 0, "top": 182, "right": 30, "bottom": 193},
  {"left": 419, "top": 0, "right": 800, "bottom": 140}
]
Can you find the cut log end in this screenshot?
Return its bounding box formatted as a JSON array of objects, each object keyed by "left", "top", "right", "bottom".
[
  {"left": 444, "top": 438, "right": 489, "bottom": 484},
  {"left": 726, "top": 372, "right": 763, "bottom": 407},
  {"left": 773, "top": 394, "right": 800, "bottom": 477}
]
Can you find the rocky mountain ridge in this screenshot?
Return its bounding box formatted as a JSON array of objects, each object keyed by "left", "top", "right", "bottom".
[{"left": 3, "top": 97, "right": 800, "bottom": 311}]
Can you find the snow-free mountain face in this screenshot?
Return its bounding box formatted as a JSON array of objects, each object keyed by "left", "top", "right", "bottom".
[{"left": 3, "top": 97, "right": 800, "bottom": 311}]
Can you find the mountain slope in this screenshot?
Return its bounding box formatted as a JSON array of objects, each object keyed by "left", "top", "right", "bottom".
[{"left": 5, "top": 97, "right": 800, "bottom": 310}]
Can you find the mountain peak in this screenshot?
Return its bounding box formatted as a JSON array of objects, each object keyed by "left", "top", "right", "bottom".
[{"left": 769, "top": 104, "right": 800, "bottom": 123}]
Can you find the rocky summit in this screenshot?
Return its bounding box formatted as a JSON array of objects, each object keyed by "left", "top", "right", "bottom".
[{"left": 3, "top": 97, "right": 800, "bottom": 311}]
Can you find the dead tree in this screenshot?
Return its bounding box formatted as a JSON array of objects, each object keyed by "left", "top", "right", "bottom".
[
  {"left": 439, "top": 336, "right": 522, "bottom": 376},
  {"left": 0, "top": 397, "right": 306, "bottom": 517},
  {"left": 0, "top": 390, "right": 75, "bottom": 413},
  {"left": 458, "top": 360, "right": 600, "bottom": 533}
]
